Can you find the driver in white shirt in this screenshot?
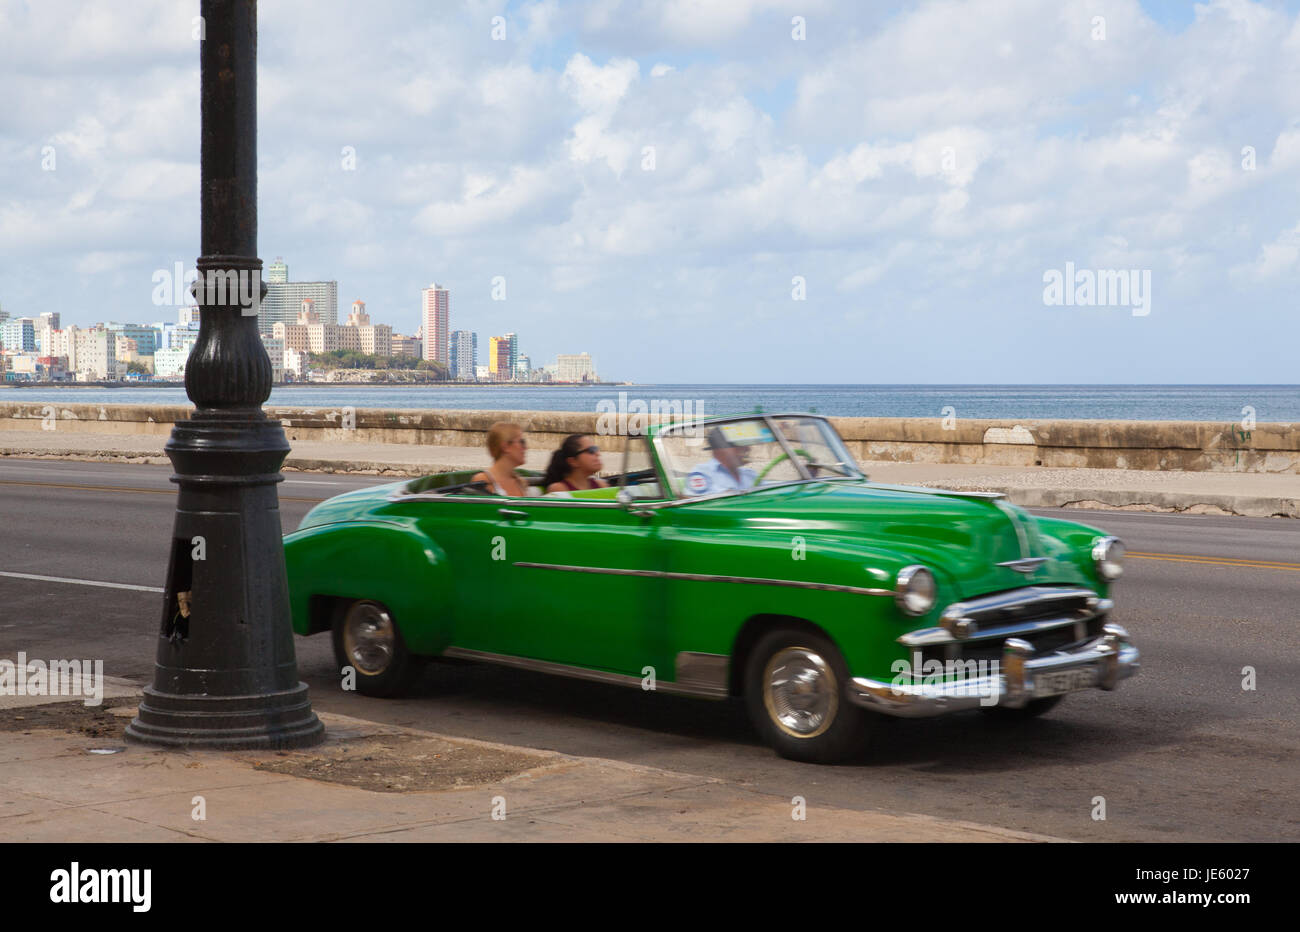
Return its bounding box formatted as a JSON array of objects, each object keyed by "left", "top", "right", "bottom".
[{"left": 685, "top": 427, "right": 758, "bottom": 495}]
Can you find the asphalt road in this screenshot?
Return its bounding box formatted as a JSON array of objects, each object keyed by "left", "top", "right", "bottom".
[{"left": 1, "top": 458, "right": 1296, "bottom": 842}]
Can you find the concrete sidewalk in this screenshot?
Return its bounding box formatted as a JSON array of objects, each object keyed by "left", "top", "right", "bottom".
[
  {"left": 0, "top": 683, "right": 1061, "bottom": 842},
  {"left": 1, "top": 428, "right": 1296, "bottom": 517}
]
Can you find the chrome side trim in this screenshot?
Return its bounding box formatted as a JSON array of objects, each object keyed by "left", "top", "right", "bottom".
[
  {"left": 513, "top": 562, "right": 894, "bottom": 597},
  {"left": 997, "top": 557, "right": 1048, "bottom": 573},
  {"left": 391, "top": 492, "right": 621, "bottom": 507},
  {"left": 440, "top": 647, "right": 726, "bottom": 699},
  {"left": 391, "top": 476, "right": 860, "bottom": 508}
]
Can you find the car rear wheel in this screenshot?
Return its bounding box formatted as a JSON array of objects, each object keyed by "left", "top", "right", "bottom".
[
  {"left": 744, "top": 628, "right": 872, "bottom": 764},
  {"left": 331, "top": 600, "right": 423, "bottom": 698},
  {"left": 980, "top": 695, "right": 1063, "bottom": 719}
]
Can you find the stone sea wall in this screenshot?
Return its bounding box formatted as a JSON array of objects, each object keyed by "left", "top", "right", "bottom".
[{"left": 0, "top": 402, "right": 1293, "bottom": 473}]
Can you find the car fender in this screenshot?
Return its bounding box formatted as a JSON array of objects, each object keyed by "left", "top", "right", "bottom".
[
  {"left": 283, "top": 519, "right": 452, "bottom": 655},
  {"left": 663, "top": 527, "right": 956, "bottom": 679}
]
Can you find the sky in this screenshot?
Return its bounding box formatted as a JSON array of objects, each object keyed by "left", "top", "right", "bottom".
[{"left": 1, "top": 0, "right": 1298, "bottom": 383}]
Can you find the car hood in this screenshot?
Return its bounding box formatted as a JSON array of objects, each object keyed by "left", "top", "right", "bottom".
[{"left": 688, "top": 479, "right": 1093, "bottom": 600}]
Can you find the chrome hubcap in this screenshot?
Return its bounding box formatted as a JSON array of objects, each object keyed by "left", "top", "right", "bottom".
[
  {"left": 763, "top": 647, "right": 838, "bottom": 738},
  {"left": 343, "top": 602, "right": 395, "bottom": 675}
]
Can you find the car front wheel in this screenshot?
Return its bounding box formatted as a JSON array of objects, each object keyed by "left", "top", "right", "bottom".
[
  {"left": 744, "top": 629, "right": 872, "bottom": 764},
  {"left": 331, "top": 599, "right": 423, "bottom": 698}
]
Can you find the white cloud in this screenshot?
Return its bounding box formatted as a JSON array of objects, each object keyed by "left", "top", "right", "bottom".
[
  {"left": 2, "top": 0, "right": 1298, "bottom": 381},
  {"left": 1233, "top": 222, "right": 1300, "bottom": 281},
  {"left": 563, "top": 53, "right": 639, "bottom": 113}
]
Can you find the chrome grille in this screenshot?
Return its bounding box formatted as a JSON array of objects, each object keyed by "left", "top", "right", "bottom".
[{"left": 900, "top": 586, "right": 1109, "bottom": 667}]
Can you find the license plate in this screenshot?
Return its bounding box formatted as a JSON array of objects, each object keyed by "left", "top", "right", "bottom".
[{"left": 1031, "top": 666, "right": 1098, "bottom": 698}]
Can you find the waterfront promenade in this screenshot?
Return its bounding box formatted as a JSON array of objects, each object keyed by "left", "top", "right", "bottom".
[{"left": 0, "top": 404, "right": 1296, "bottom": 516}]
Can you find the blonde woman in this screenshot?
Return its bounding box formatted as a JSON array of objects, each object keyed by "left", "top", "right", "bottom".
[{"left": 472, "top": 422, "right": 538, "bottom": 496}]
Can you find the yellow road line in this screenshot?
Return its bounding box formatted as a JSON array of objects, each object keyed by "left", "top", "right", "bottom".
[
  {"left": 0, "top": 478, "right": 322, "bottom": 504},
  {"left": 1128, "top": 551, "right": 1300, "bottom": 571}
]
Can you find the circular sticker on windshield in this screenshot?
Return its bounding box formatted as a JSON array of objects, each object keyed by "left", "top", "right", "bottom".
[{"left": 687, "top": 472, "right": 710, "bottom": 493}]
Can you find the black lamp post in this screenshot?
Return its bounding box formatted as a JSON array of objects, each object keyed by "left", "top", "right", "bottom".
[{"left": 127, "top": 0, "right": 323, "bottom": 749}]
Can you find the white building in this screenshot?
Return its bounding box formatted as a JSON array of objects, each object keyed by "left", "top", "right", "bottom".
[
  {"left": 283, "top": 347, "right": 308, "bottom": 381},
  {"left": 154, "top": 345, "right": 192, "bottom": 379},
  {"left": 450, "top": 330, "right": 477, "bottom": 380},
  {"left": 555, "top": 353, "right": 596, "bottom": 382},
  {"left": 73, "top": 329, "right": 118, "bottom": 381}
]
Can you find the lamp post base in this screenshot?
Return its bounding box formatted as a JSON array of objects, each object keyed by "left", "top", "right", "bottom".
[{"left": 126, "top": 683, "right": 324, "bottom": 750}]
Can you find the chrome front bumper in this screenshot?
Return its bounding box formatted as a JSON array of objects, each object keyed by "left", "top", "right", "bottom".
[{"left": 847, "top": 623, "right": 1140, "bottom": 718}]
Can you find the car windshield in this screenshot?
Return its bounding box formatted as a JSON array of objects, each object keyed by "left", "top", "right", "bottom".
[{"left": 655, "top": 415, "right": 862, "bottom": 498}]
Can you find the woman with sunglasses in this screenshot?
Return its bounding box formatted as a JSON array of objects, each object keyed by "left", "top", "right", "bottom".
[
  {"left": 543, "top": 434, "right": 609, "bottom": 493},
  {"left": 472, "top": 421, "right": 538, "bottom": 496}
]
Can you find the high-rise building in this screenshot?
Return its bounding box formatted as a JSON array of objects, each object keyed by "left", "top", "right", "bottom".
[
  {"left": 421, "top": 284, "right": 449, "bottom": 367},
  {"left": 261, "top": 262, "right": 337, "bottom": 335},
  {"left": 503, "top": 332, "right": 518, "bottom": 373},
  {"left": 489, "top": 336, "right": 512, "bottom": 380},
  {"left": 0, "top": 318, "right": 36, "bottom": 352},
  {"left": 35, "top": 312, "right": 60, "bottom": 354},
  {"left": 449, "top": 330, "right": 477, "bottom": 380},
  {"left": 73, "top": 328, "right": 119, "bottom": 381}
]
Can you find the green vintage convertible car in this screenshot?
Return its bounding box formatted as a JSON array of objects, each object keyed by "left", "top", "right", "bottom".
[{"left": 284, "top": 413, "right": 1139, "bottom": 763}]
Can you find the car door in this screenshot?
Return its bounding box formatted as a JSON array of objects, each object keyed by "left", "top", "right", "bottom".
[{"left": 483, "top": 496, "right": 665, "bottom": 677}]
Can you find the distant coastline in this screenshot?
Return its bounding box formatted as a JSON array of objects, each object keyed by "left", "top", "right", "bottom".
[{"left": 1, "top": 384, "right": 1294, "bottom": 420}]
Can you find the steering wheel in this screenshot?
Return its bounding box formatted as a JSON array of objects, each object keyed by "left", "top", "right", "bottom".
[{"left": 755, "top": 448, "right": 813, "bottom": 482}]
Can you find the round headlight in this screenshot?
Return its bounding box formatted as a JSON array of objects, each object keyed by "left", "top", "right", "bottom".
[
  {"left": 1092, "top": 536, "right": 1125, "bottom": 581},
  {"left": 895, "top": 565, "right": 936, "bottom": 616}
]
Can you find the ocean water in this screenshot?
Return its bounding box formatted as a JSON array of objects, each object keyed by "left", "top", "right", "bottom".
[{"left": 2, "top": 384, "right": 1297, "bottom": 421}]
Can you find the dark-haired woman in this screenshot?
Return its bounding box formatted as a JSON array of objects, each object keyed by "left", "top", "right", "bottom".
[{"left": 543, "top": 434, "right": 609, "bottom": 493}]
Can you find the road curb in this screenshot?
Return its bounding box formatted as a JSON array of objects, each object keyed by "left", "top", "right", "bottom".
[{"left": 969, "top": 486, "right": 1298, "bottom": 518}]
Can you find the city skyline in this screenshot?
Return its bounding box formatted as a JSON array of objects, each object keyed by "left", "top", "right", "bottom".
[{"left": 0, "top": 269, "right": 599, "bottom": 382}]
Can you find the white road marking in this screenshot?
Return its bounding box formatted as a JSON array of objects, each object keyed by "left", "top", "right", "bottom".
[{"left": 0, "top": 571, "right": 163, "bottom": 593}]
